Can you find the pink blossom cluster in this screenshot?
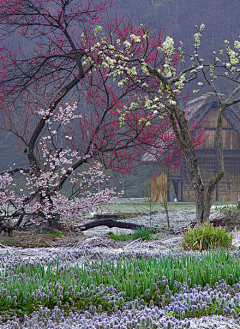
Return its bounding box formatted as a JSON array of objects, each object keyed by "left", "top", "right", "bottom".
[{"left": 0, "top": 102, "right": 119, "bottom": 226}]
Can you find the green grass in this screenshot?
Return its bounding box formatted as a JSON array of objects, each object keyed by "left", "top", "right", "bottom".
[
  {"left": 107, "top": 227, "right": 153, "bottom": 241},
  {"left": 101, "top": 198, "right": 233, "bottom": 215},
  {"left": 102, "top": 200, "right": 195, "bottom": 214},
  {"left": 43, "top": 230, "right": 63, "bottom": 237}
]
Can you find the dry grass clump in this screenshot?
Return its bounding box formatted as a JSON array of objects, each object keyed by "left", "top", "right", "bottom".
[{"left": 0, "top": 229, "right": 83, "bottom": 248}]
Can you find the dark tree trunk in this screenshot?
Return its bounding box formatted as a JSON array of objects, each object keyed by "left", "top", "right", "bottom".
[
  {"left": 78, "top": 218, "right": 147, "bottom": 231},
  {"left": 146, "top": 66, "right": 233, "bottom": 224},
  {"left": 168, "top": 96, "right": 226, "bottom": 223}
]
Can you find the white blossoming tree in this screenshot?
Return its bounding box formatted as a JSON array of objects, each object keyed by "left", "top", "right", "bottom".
[{"left": 89, "top": 20, "right": 240, "bottom": 223}]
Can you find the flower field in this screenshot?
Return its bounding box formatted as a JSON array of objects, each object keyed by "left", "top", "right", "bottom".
[{"left": 1, "top": 248, "right": 240, "bottom": 328}]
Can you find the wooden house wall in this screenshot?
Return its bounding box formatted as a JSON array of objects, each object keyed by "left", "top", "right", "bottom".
[
  {"left": 179, "top": 154, "right": 240, "bottom": 202},
  {"left": 196, "top": 107, "right": 240, "bottom": 150},
  {"left": 150, "top": 105, "right": 240, "bottom": 202},
  {"left": 179, "top": 104, "right": 240, "bottom": 201}
]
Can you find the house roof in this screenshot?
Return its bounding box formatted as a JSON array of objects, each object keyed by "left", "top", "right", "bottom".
[
  {"left": 186, "top": 92, "right": 225, "bottom": 125},
  {"left": 142, "top": 92, "right": 240, "bottom": 162},
  {"left": 186, "top": 92, "right": 240, "bottom": 135}
]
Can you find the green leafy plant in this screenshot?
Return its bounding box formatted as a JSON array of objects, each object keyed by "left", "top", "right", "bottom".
[{"left": 182, "top": 221, "right": 233, "bottom": 251}]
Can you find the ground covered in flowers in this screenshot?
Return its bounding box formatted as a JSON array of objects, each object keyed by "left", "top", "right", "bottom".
[
  {"left": 0, "top": 209, "right": 240, "bottom": 328},
  {"left": 1, "top": 248, "right": 240, "bottom": 328}
]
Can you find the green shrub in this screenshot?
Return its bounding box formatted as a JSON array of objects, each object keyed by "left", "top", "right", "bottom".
[{"left": 182, "top": 221, "right": 233, "bottom": 251}]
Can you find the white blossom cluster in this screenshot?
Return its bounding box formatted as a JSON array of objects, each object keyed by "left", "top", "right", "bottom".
[
  {"left": 226, "top": 45, "right": 239, "bottom": 71},
  {"left": 174, "top": 74, "right": 186, "bottom": 92},
  {"left": 159, "top": 36, "right": 174, "bottom": 57},
  {"left": 210, "top": 37, "right": 240, "bottom": 76},
  {"left": 194, "top": 24, "right": 205, "bottom": 49},
  {"left": 157, "top": 36, "right": 177, "bottom": 78}
]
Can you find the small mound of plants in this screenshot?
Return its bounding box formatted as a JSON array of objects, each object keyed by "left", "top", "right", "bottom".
[
  {"left": 107, "top": 227, "right": 153, "bottom": 242},
  {"left": 182, "top": 221, "right": 233, "bottom": 251}
]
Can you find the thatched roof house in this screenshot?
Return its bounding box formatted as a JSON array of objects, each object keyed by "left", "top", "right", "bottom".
[{"left": 143, "top": 93, "right": 240, "bottom": 202}]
